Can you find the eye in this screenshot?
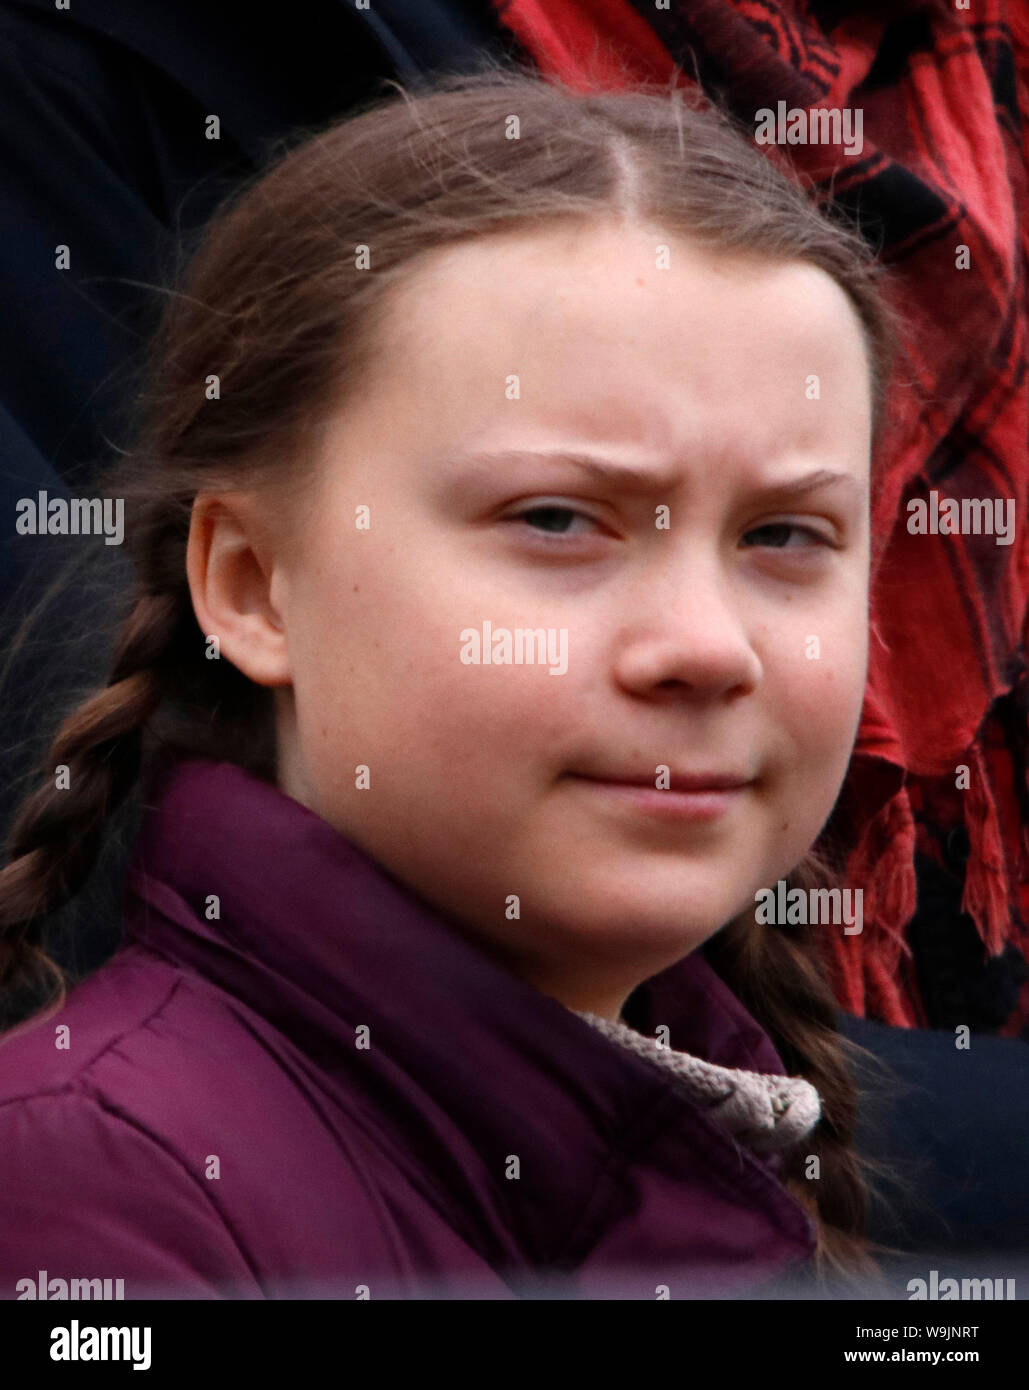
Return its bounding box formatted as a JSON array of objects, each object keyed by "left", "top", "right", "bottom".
[
  {"left": 740, "top": 521, "right": 833, "bottom": 550},
  {"left": 504, "top": 503, "right": 603, "bottom": 537}
]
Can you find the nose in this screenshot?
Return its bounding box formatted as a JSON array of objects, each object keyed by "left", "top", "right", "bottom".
[{"left": 611, "top": 550, "right": 763, "bottom": 701}]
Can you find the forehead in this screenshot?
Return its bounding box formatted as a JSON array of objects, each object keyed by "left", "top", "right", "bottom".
[{"left": 357, "top": 220, "right": 872, "bottom": 468}]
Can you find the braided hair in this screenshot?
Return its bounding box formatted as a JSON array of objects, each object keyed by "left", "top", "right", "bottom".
[{"left": 705, "top": 846, "right": 913, "bottom": 1287}]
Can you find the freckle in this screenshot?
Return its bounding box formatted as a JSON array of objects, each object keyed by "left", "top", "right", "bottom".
[{"left": 353, "top": 584, "right": 360, "bottom": 593}]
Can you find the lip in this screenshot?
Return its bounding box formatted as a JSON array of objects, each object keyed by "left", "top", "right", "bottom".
[{"left": 568, "top": 771, "right": 754, "bottom": 822}]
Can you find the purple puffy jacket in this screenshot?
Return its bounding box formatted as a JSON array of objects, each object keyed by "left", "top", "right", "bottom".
[{"left": 0, "top": 757, "right": 818, "bottom": 1299}]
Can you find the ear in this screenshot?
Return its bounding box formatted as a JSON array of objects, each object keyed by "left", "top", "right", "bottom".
[{"left": 185, "top": 493, "right": 292, "bottom": 687}]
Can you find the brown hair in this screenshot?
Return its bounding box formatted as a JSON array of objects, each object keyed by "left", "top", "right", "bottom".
[{"left": 0, "top": 58, "right": 909, "bottom": 1284}]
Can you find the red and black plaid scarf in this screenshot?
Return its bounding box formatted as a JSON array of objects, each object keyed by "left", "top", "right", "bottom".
[{"left": 494, "top": 0, "right": 1029, "bottom": 1030}]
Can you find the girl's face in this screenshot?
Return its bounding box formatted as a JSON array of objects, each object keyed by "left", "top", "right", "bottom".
[{"left": 192, "top": 221, "right": 872, "bottom": 1020}]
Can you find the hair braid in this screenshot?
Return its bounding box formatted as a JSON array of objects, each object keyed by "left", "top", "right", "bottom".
[
  {"left": 0, "top": 589, "right": 181, "bottom": 1011},
  {"left": 704, "top": 849, "right": 905, "bottom": 1287}
]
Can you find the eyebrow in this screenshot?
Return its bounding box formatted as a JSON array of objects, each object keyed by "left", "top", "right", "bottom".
[{"left": 453, "top": 449, "right": 863, "bottom": 498}]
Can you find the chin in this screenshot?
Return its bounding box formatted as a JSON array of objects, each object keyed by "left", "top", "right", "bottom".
[{"left": 546, "top": 884, "right": 733, "bottom": 951}]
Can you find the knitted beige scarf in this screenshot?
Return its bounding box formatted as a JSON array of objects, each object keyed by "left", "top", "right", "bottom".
[{"left": 574, "top": 1010, "right": 822, "bottom": 1156}]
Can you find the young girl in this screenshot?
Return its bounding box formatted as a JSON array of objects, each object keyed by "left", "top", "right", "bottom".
[{"left": 0, "top": 63, "right": 901, "bottom": 1300}]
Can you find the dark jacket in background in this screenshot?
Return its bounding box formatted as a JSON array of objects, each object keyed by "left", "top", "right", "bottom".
[{"left": 0, "top": 0, "right": 519, "bottom": 491}]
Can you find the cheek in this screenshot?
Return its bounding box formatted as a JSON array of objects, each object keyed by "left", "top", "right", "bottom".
[
  {"left": 776, "top": 609, "right": 869, "bottom": 764},
  {"left": 289, "top": 546, "right": 568, "bottom": 774}
]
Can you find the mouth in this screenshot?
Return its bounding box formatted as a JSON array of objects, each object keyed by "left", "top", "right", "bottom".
[{"left": 566, "top": 769, "right": 755, "bottom": 822}]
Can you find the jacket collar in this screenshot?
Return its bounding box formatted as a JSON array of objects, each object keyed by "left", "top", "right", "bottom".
[
  {"left": 573, "top": 1010, "right": 821, "bottom": 1155},
  {"left": 123, "top": 757, "right": 816, "bottom": 1285}
]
